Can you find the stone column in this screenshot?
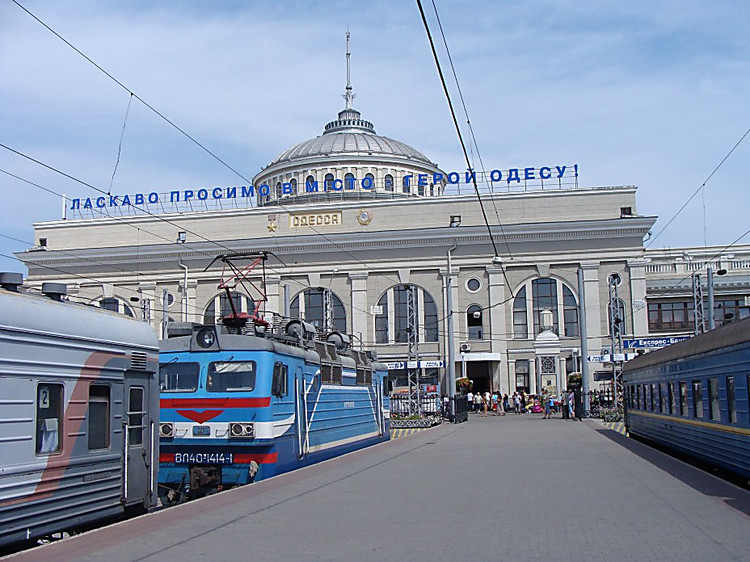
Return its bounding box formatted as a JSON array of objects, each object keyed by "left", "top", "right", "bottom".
[
  {"left": 138, "top": 282, "right": 157, "bottom": 330},
  {"left": 487, "top": 265, "right": 508, "bottom": 392},
  {"left": 349, "top": 272, "right": 369, "bottom": 344},
  {"left": 264, "top": 275, "right": 281, "bottom": 323},
  {"left": 628, "top": 259, "right": 649, "bottom": 336},
  {"left": 179, "top": 280, "right": 198, "bottom": 323}
]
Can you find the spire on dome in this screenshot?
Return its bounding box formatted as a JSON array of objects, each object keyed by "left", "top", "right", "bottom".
[
  {"left": 343, "top": 29, "right": 355, "bottom": 110},
  {"left": 323, "top": 29, "right": 375, "bottom": 135}
]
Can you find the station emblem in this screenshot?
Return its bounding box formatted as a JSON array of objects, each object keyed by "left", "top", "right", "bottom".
[{"left": 356, "top": 208, "right": 373, "bottom": 225}]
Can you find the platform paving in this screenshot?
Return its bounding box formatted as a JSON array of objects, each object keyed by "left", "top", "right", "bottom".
[{"left": 6, "top": 414, "right": 749, "bottom": 562}]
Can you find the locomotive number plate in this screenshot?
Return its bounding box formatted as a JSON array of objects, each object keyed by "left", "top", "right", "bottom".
[{"left": 174, "top": 452, "right": 234, "bottom": 464}]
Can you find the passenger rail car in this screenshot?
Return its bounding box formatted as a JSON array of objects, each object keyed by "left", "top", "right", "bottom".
[
  {"left": 158, "top": 320, "right": 390, "bottom": 503},
  {"left": 0, "top": 274, "right": 160, "bottom": 548},
  {"left": 623, "top": 317, "right": 750, "bottom": 481}
]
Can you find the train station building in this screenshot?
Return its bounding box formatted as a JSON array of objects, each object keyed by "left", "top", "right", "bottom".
[{"left": 17, "top": 73, "right": 750, "bottom": 398}]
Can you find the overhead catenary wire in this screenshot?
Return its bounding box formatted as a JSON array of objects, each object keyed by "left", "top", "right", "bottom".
[
  {"left": 415, "top": 0, "right": 500, "bottom": 260},
  {"left": 4, "top": 4, "right": 487, "bottom": 306}
]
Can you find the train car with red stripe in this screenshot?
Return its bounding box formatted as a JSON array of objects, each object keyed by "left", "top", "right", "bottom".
[
  {"left": 157, "top": 319, "right": 390, "bottom": 504},
  {"left": 0, "top": 273, "right": 159, "bottom": 549}
]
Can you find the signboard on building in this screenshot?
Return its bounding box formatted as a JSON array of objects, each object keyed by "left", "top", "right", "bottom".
[
  {"left": 623, "top": 336, "right": 690, "bottom": 349},
  {"left": 587, "top": 353, "right": 638, "bottom": 363},
  {"left": 385, "top": 360, "right": 445, "bottom": 370}
]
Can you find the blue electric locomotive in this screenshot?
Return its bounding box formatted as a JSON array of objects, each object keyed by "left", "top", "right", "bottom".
[
  {"left": 157, "top": 320, "right": 390, "bottom": 503},
  {"left": 623, "top": 317, "right": 750, "bottom": 481}
]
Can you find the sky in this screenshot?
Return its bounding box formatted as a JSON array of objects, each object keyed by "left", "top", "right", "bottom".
[{"left": 1, "top": 0, "right": 749, "bottom": 275}]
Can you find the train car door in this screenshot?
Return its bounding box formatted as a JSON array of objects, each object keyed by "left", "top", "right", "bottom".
[{"left": 124, "top": 372, "right": 153, "bottom": 507}]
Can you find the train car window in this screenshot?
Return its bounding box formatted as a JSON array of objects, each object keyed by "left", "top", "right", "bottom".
[
  {"left": 128, "top": 387, "right": 145, "bottom": 446},
  {"left": 679, "top": 381, "right": 688, "bottom": 416},
  {"left": 692, "top": 380, "right": 703, "bottom": 419},
  {"left": 636, "top": 385, "right": 642, "bottom": 409},
  {"left": 272, "top": 362, "right": 289, "bottom": 398},
  {"left": 727, "top": 376, "right": 736, "bottom": 424},
  {"left": 88, "top": 385, "right": 110, "bottom": 450},
  {"left": 708, "top": 378, "right": 720, "bottom": 421},
  {"left": 668, "top": 382, "right": 675, "bottom": 415},
  {"left": 382, "top": 375, "right": 390, "bottom": 397},
  {"left": 650, "top": 384, "right": 656, "bottom": 411},
  {"left": 36, "top": 383, "right": 63, "bottom": 454},
  {"left": 159, "top": 361, "right": 199, "bottom": 392},
  {"left": 660, "top": 383, "right": 668, "bottom": 414},
  {"left": 207, "top": 361, "right": 256, "bottom": 392},
  {"left": 656, "top": 384, "right": 662, "bottom": 413}
]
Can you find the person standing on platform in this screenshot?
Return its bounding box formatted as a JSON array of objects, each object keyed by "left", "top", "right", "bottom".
[
  {"left": 513, "top": 392, "right": 521, "bottom": 414},
  {"left": 561, "top": 390, "right": 569, "bottom": 420},
  {"left": 467, "top": 390, "right": 474, "bottom": 413},
  {"left": 503, "top": 393, "right": 510, "bottom": 415}
]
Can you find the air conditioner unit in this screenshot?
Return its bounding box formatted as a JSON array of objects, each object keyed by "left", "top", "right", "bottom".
[{"left": 460, "top": 343, "right": 471, "bottom": 352}]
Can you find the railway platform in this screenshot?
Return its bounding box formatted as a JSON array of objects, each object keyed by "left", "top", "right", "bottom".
[{"left": 6, "top": 414, "right": 749, "bottom": 562}]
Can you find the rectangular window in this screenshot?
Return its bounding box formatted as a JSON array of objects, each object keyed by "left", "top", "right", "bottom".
[
  {"left": 88, "top": 385, "right": 110, "bottom": 450},
  {"left": 661, "top": 383, "right": 668, "bottom": 414},
  {"left": 679, "top": 381, "right": 688, "bottom": 416},
  {"left": 207, "top": 361, "right": 256, "bottom": 392},
  {"left": 159, "top": 361, "right": 200, "bottom": 392},
  {"left": 515, "top": 360, "right": 530, "bottom": 393},
  {"left": 128, "top": 387, "right": 144, "bottom": 446},
  {"left": 271, "top": 362, "right": 289, "bottom": 397},
  {"left": 650, "top": 383, "right": 656, "bottom": 411},
  {"left": 657, "top": 384, "right": 663, "bottom": 413},
  {"left": 708, "top": 378, "right": 720, "bottom": 421},
  {"left": 647, "top": 301, "right": 694, "bottom": 332},
  {"left": 637, "top": 385, "right": 642, "bottom": 409},
  {"left": 36, "top": 383, "right": 63, "bottom": 454},
  {"left": 727, "top": 376, "right": 736, "bottom": 424},
  {"left": 668, "top": 382, "right": 675, "bottom": 415},
  {"left": 692, "top": 380, "right": 703, "bottom": 419}
]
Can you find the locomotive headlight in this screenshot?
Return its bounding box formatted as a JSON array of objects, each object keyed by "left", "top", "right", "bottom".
[
  {"left": 159, "top": 422, "right": 174, "bottom": 438},
  {"left": 229, "top": 422, "right": 254, "bottom": 438},
  {"left": 196, "top": 327, "right": 216, "bottom": 348}
]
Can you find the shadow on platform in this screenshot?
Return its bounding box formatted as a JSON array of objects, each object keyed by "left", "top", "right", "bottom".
[{"left": 591, "top": 423, "right": 750, "bottom": 517}]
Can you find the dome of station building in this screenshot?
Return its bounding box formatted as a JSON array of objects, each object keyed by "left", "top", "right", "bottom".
[{"left": 253, "top": 35, "right": 445, "bottom": 206}]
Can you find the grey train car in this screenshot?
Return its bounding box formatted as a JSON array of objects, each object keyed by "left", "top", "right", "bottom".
[{"left": 0, "top": 274, "right": 160, "bottom": 548}]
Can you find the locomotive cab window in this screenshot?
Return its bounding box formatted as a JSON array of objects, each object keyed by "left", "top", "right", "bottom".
[
  {"left": 208, "top": 361, "right": 256, "bottom": 392},
  {"left": 36, "top": 383, "right": 63, "bottom": 455},
  {"left": 88, "top": 385, "right": 110, "bottom": 450},
  {"left": 160, "top": 361, "right": 199, "bottom": 392},
  {"left": 272, "top": 362, "right": 288, "bottom": 398}
]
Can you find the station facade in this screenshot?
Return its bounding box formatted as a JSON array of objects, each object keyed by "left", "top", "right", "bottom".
[{"left": 18, "top": 81, "right": 750, "bottom": 398}]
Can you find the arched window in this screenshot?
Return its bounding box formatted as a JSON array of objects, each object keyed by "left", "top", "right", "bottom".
[
  {"left": 608, "top": 298, "right": 627, "bottom": 337},
  {"left": 512, "top": 278, "right": 579, "bottom": 338},
  {"left": 275, "top": 181, "right": 282, "bottom": 198},
  {"left": 402, "top": 175, "right": 411, "bottom": 194},
  {"left": 563, "top": 285, "right": 579, "bottom": 336},
  {"left": 305, "top": 175, "right": 315, "bottom": 190},
  {"left": 533, "top": 278, "right": 558, "bottom": 335},
  {"left": 324, "top": 173, "right": 335, "bottom": 191},
  {"left": 203, "top": 292, "right": 255, "bottom": 325},
  {"left": 99, "top": 297, "right": 134, "bottom": 318},
  {"left": 467, "top": 304, "right": 483, "bottom": 340},
  {"left": 290, "top": 288, "right": 346, "bottom": 333},
  {"left": 344, "top": 172, "right": 355, "bottom": 190},
  {"left": 365, "top": 173, "right": 375, "bottom": 191},
  {"left": 374, "top": 285, "right": 438, "bottom": 344},
  {"left": 290, "top": 178, "right": 298, "bottom": 196},
  {"left": 513, "top": 286, "right": 528, "bottom": 338},
  {"left": 384, "top": 174, "right": 394, "bottom": 192}
]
